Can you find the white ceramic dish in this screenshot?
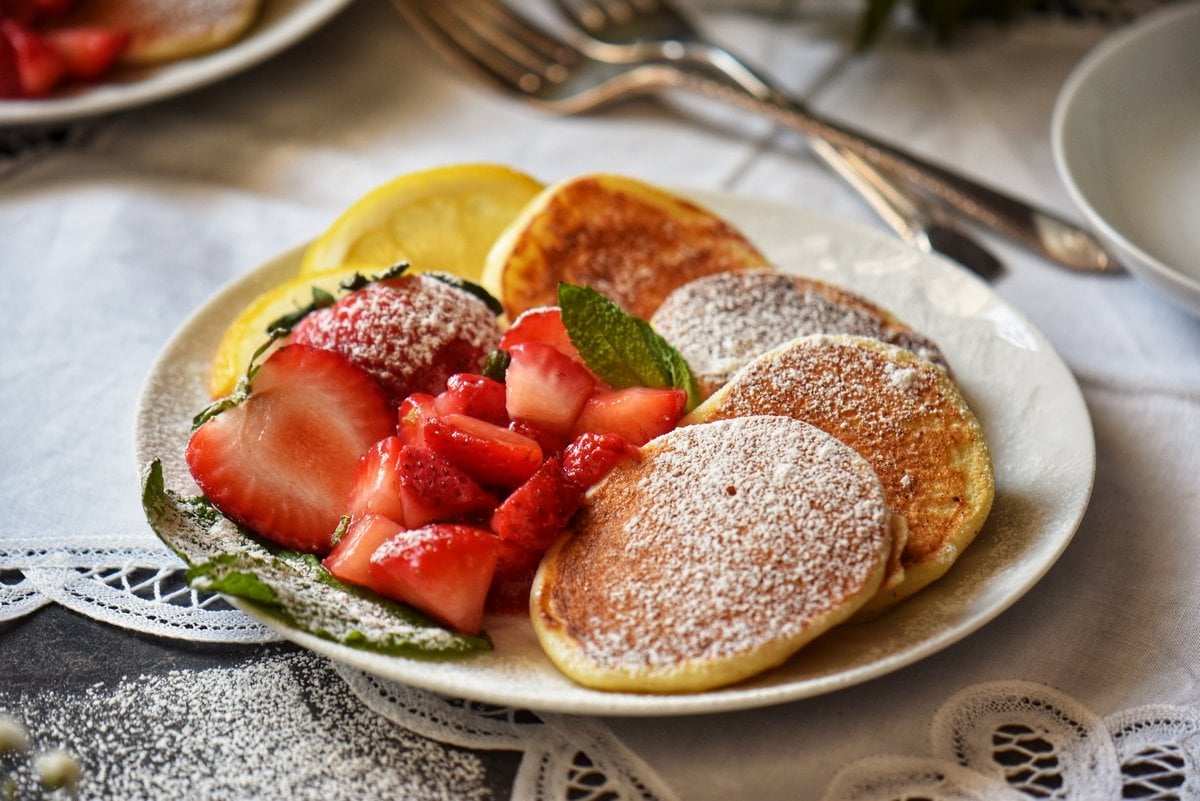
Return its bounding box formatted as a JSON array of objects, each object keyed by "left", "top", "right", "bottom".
[
  {"left": 1052, "top": 1, "right": 1200, "bottom": 317},
  {"left": 136, "top": 190, "right": 1095, "bottom": 716},
  {"left": 0, "top": 0, "right": 353, "bottom": 128}
]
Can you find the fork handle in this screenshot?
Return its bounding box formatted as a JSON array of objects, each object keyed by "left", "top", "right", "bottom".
[{"left": 674, "top": 50, "right": 1120, "bottom": 274}]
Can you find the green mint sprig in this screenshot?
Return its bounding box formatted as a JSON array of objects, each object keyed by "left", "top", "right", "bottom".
[{"left": 557, "top": 283, "right": 699, "bottom": 412}]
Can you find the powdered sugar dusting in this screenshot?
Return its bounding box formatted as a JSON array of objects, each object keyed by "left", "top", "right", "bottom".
[
  {"left": 547, "top": 416, "right": 891, "bottom": 669},
  {"left": 0, "top": 651, "right": 489, "bottom": 800},
  {"left": 650, "top": 271, "right": 947, "bottom": 395}
]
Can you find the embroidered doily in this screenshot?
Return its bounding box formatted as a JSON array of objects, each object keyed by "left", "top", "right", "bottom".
[{"left": 823, "top": 681, "right": 1200, "bottom": 801}]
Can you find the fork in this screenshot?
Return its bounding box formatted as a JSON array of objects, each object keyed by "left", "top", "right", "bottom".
[
  {"left": 548, "top": 0, "right": 1006, "bottom": 279},
  {"left": 392, "top": 0, "right": 1118, "bottom": 274}
]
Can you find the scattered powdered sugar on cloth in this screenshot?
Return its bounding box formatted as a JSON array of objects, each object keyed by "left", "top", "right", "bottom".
[{"left": 0, "top": 650, "right": 491, "bottom": 800}]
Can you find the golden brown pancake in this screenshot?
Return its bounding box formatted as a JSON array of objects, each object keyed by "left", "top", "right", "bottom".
[
  {"left": 68, "top": 0, "right": 263, "bottom": 66},
  {"left": 532, "top": 416, "right": 896, "bottom": 693},
  {"left": 651, "top": 270, "right": 949, "bottom": 399},
  {"left": 685, "top": 336, "right": 993, "bottom": 615},
  {"left": 482, "top": 174, "right": 769, "bottom": 321}
]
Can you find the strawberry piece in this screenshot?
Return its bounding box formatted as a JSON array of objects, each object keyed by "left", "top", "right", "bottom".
[
  {"left": 505, "top": 342, "right": 595, "bottom": 437},
  {"left": 322, "top": 513, "right": 404, "bottom": 590},
  {"left": 397, "top": 393, "right": 437, "bottom": 449},
  {"left": 434, "top": 373, "right": 508, "bottom": 426},
  {"left": 0, "top": 29, "right": 21, "bottom": 98},
  {"left": 486, "top": 538, "right": 543, "bottom": 615},
  {"left": 186, "top": 344, "right": 395, "bottom": 554},
  {"left": 562, "top": 432, "right": 640, "bottom": 489},
  {"left": 1, "top": 20, "right": 65, "bottom": 98},
  {"left": 423, "top": 413, "right": 542, "bottom": 490},
  {"left": 499, "top": 306, "right": 585, "bottom": 366},
  {"left": 571, "top": 386, "right": 687, "bottom": 447},
  {"left": 369, "top": 524, "right": 499, "bottom": 634},
  {"left": 346, "top": 436, "right": 407, "bottom": 524},
  {"left": 489, "top": 456, "right": 583, "bottom": 551},
  {"left": 394, "top": 444, "right": 498, "bottom": 528},
  {"left": 44, "top": 26, "right": 129, "bottom": 81},
  {"left": 290, "top": 275, "right": 501, "bottom": 406},
  {"left": 508, "top": 417, "right": 567, "bottom": 457}
]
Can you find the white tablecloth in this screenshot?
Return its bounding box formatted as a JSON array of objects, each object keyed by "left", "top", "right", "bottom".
[{"left": 2, "top": 0, "right": 1199, "bottom": 798}]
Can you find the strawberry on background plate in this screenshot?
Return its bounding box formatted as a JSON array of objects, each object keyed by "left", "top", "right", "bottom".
[
  {"left": 186, "top": 344, "right": 395, "bottom": 555},
  {"left": 322, "top": 514, "right": 404, "bottom": 590}
]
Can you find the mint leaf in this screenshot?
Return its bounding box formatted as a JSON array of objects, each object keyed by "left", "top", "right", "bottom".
[{"left": 558, "top": 283, "right": 699, "bottom": 411}]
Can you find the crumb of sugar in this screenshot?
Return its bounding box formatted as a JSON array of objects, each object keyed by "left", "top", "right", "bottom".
[{"left": 0, "top": 651, "right": 490, "bottom": 801}]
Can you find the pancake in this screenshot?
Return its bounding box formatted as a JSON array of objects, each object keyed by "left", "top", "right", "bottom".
[
  {"left": 67, "top": 0, "right": 263, "bottom": 65},
  {"left": 482, "top": 174, "right": 769, "bottom": 321},
  {"left": 650, "top": 270, "right": 949, "bottom": 399},
  {"left": 684, "top": 336, "right": 993, "bottom": 615},
  {"left": 531, "top": 415, "right": 896, "bottom": 693}
]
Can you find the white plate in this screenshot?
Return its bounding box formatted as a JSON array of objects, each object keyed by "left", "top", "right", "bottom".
[
  {"left": 136, "top": 190, "right": 1095, "bottom": 716},
  {"left": 1052, "top": 1, "right": 1200, "bottom": 317},
  {"left": 0, "top": 0, "right": 353, "bottom": 127}
]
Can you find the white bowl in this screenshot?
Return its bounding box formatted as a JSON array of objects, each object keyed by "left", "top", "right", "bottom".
[{"left": 1052, "top": 1, "right": 1200, "bottom": 317}]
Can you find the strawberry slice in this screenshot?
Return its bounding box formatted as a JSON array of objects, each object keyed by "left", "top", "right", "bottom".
[
  {"left": 397, "top": 392, "right": 438, "bottom": 449},
  {"left": 346, "top": 436, "right": 407, "bottom": 524},
  {"left": 486, "top": 538, "right": 543, "bottom": 615},
  {"left": 322, "top": 513, "right": 404, "bottom": 590},
  {"left": 44, "top": 26, "right": 129, "bottom": 81},
  {"left": 489, "top": 456, "right": 583, "bottom": 551},
  {"left": 394, "top": 444, "right": 498, "bottom": 528},
  {"left": 434, "top": 373, "right": 508, "bottom": 426},
  {"left": 571, "top": 386, "right": 687, "bottom": 447},
  {"left": 423, "top": 413, "right": 542, "bottom": 489},
  {"left": 369, "top": 524, "right": 500, "bottom": 634},
  {"left": 499, "top": 306, "right": 586, "bottom": 366},
  {"left": 186, "top": 344, "right": 395, "bottom": 554},
  {"left": 561, "top": 432, "right": 640, "bottom": 489},
  {"left": 505, "top": 342, "right": 595, "bottom": 437},
  {"left": 1, "top": 20, "right": 65, "bottom": 98}
]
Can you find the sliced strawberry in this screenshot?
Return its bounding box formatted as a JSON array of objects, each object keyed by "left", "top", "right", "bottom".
[
  {"left": 186, "top": 344, "right": 395, "bottom": 554},
  {"left": 499, "top": 306, "right": 585, "bottom": 366},
  {"left": 290, "top": 275, "right": 501, "bottom": 406},
  {"left": 508, "top": 417, "right": 567, "bottom": 457},
  {"left": 346, "top": 436, "right": 407, "bottom": 524},
  {"left": 434, "top": 373, "right": 508, "bottom": 426},
  {"left": 486, "top": 538, "right": 543, "bottom": 615},
  {"left": 394, "top": 444, "right": 498, "bottom": 528},
  {"left": 397, "top": 392, "right": 437, "bottom": 449},
  {"left": 44, "top": 26, "right": 129, "bottom": 81},
  {"left": 562, "top": 432, "right": 640, "bottom": 489},
  {"left": 423, "top": 413, "right": 542, "bottom": 490},
  {"left": 322, "top": 513, "right": 404, "bottom": 590},
  {"left": 505, "top": 342, "right": 595, "bottom": 437},
  {"left": 369, "top": 524, "right": 499, "bottom": 634},
  {"left": 1, "top": 20, "right": 65, "bottom": 98},
  {"left": 571, "top": 386, "right": 687, "bottom": 447},
  {"left": 489, "top": 456, "right": 583, "bottom": 551}
]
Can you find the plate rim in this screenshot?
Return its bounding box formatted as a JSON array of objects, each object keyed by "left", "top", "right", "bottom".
[
  {"left": 0, "top": 0, "right": 354, "bottom": 128},
  {"left": 135, "top": 188, "right": 1096, "bottom": 717}
]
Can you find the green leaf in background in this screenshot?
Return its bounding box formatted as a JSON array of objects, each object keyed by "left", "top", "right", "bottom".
[{"left": 557, "top": 283, "right": 700, "bottom": 412}]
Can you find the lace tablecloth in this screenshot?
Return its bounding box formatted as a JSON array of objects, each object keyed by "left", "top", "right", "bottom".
[{"left": 2, "top": 0, "right": 1199, "bottom": 798}]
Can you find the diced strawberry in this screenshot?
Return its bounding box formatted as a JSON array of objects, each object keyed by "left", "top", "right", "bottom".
[
  {"left": 186, "top": 344, "right": 395, "bottom": 554},
  {"left": 369, "top": 524, "right": 499, "bottom": 634},
  {"left": 434, "top": 373, "right": 508, "bottom": 425},
  {"left": 505, "top": 342, "right": 595, "bottom": 437},
  {"left": 397, "top": 393, "right": 437, "bottom": 449},
  {"left": 44, "top": 26, "right": 129, "bottom": 81},
  {"left": 290, "top": 275, "right": 501, "bottom": 406},
  {"left": 394, "top": 444, "right": 498, "bottom": 528},
  {"left": 499, "top": 306, "right": 585, "bottom": 366},
  {"left": 562, "top": 432, "right": 640, "bottom": 489},
  {"left": 423, "top": 413, "right": 542, "bottom": 490},
  {"left": 571, "top": 386, "right": 687, "bottom": 447},
  {"left": 489, "top": 456, "right": 583, "bottom": 551},
  {"left": 486, "top": 538, "right": 543, "bottom": 615},
  {"left": 322, "top": 513, "right": 404, "bottom": 590},
  {"left": 1, "top": 20, "right": 65, "bottom": 98},
  {"left": 508, "top": 417, "right": 567, "bottom": 457},
  {"left": 346, "top": 436, "right": 407, "bottom": 524}
]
